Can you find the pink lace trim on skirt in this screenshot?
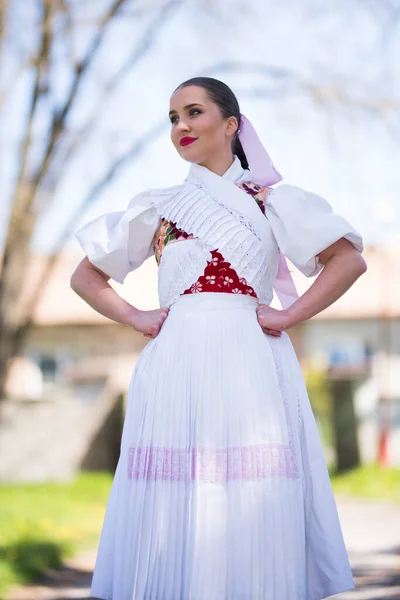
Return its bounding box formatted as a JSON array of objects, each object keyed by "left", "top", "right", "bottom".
[{"left": 127, "top": 442, "right": 293, "bottom": 482}]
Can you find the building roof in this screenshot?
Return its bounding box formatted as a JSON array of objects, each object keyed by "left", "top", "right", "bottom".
[{"left": 10, "top": 243, "right": 400, "bottom": 326}]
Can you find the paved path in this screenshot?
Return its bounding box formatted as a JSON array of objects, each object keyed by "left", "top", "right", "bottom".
[
  {"left": 330, "top": 498, "right": 400, "bottom": 600},
  {"left": 5, "top": 498, "right": 400, "bottom": 600}
]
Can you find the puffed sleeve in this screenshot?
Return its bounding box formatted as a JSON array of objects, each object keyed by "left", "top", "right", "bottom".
[
  {"left": 265, "top": 184, "right": 364, "bottom": 277},
  {"left": 74, "top": 191, "right": 160, "bottom": 283}
]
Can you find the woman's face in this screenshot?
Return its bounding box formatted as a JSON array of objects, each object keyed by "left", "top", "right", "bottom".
[{"left": 169, "top": 85, "right": 237, "bottom": 166}]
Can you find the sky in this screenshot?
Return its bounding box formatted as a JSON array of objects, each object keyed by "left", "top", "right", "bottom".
[{"left": 1, "top": 0, "right": 399, "bottom": 256}]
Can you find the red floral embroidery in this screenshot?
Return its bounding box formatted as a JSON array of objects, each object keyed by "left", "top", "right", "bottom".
[
  {"left": 153, "top": 218, "right": 195, "bottom": 265},
  {"left": 182, "top": 250, "right": 257, "bottom": 297},
  {"left": 237, "top": 181, "right": 270, "bottom": 215}
]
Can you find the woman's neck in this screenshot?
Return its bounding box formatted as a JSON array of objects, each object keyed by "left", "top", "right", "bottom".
[{"left": 198, "top": 152, "right": 235, "bottom": 177}]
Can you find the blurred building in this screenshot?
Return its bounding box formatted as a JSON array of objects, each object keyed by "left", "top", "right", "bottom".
[
  {"left": 0, "top": 244, "right": 399, "bottom": 481},
  {"left": 292, "top": 244, "right": 400, "bottom": 467},
  {"left": 0, "top": 252, "right": 159, "bottom": 482}
]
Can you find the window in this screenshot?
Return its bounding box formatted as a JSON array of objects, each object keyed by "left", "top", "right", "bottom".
[{"left": 38, "top": 355, "right": 58, "bottom": 382}]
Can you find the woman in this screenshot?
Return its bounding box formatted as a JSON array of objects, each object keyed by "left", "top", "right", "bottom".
[{"left": 71, "top": 77, "right": 367, "bottom": 600}]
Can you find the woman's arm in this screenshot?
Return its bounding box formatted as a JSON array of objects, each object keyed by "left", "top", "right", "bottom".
[
  {"left": 70, "top": 257, "right": 169, "bottom": 338},
  {"left": 285, "top": 237, "right": 367, "bottom": 326},
  {"left": 256, "top": 237, "right": 367, "bottom": 336}
]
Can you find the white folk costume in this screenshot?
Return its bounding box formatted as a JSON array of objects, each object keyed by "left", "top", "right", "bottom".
[{"left": 75, "top": 154, "right": 363, "bottom": 600}]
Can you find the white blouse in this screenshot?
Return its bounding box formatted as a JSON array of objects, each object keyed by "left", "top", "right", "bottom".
[
  {"left": 75, "top": 191, "right": 159, "bottom": 285},
  {"left": 265, "top": 184, "right": 363, "bottom": 277},
  {"left": 74, "top": 179, "right": 363, "bottom": 305}
]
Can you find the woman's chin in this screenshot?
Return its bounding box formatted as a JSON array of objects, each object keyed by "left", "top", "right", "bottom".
[{"left": 178, "top": 145, "right": 204, "bottom": 164}]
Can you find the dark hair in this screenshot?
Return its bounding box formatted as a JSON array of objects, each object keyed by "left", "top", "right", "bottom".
[{"left": 174, "top": 76, "right": 249, "bottom": 170}]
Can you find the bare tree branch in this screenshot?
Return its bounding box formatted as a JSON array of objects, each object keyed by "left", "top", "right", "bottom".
[
  {"left": 57, "top": 0, "right": 74, "bottom": 60},
  {"left": 32, "top": 0, "right": 184, "bottom": 218},
  {"left": 105, "top": 0, "right": 183, "bottom": 83},
  {"left": 26, "top": 117, "right": 169, "bottom": 318},
  {"left": 0, "top": 0, "right": 186, "bottom": 398},
  {"left": 25, "top": 0, "right": 128, "bottom": 212},
  {"left": 59, "top": 118, "right": 168, "bottom": 251},
  {"left": 0, "top": 0, "right": 9, "bottom": 55},
  {"left": 208, "top": 60, "right": 400, "bottom": 118},
  {"left": 5, "top": 0, "right": 53, "bottom": 247}
]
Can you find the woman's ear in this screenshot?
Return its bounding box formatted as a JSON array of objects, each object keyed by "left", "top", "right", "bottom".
[{"left": 225, "top": 116, "right": 239, "bottom": 138}]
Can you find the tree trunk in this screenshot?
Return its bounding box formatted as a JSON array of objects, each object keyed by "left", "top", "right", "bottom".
[
  {"left": 0, "top": 321, "right": 32, "bottom": 399},
  {"left": 0, "top": 235, "right": 35, "bottom": 400},
  {"left": 330, "top": 378, "right": 361, "bottom": 473},
  {"left": 0, "top": 0, "right": 181, "bottom": 401}
]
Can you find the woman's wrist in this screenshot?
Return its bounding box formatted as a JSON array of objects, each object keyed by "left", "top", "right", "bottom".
[
  {"left": 283, "top": 305, "right": 302, "bottom": 329},
  {"left": 121, "top": 304, "right": 141, "bottom": 327}
]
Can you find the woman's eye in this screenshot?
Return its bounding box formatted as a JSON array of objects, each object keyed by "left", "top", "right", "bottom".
[{"left": 170, "top": 109, "right": 201, "bottom": 124}]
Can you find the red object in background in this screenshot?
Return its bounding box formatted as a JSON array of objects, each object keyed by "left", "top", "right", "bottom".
[{"left": 378, "top": 427, "right": 389, "bottom": 467}]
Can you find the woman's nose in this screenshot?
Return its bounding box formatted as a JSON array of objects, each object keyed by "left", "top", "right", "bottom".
[{"left": 177, "top": 120, "right": 190, "bottom": 132}]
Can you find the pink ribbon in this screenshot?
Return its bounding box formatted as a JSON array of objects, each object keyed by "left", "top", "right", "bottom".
[
  {"left": 238, "top": 114, "right": 298, "bottom": 309},
  {"left": 238, "top": 114, "right": 282, "bottom": 186},
  {"left": 274, "top": 253, "right": 298, "bottom": 310}
]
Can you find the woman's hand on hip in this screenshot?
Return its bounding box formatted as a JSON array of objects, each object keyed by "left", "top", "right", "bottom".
[
  {"left": 130, "top": 307, "right": 170, "bottom": 339},
  {"left": 256, "top": 304, "right": 291, "bottom": 337}
]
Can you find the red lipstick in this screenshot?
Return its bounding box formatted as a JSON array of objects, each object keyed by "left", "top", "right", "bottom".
[{"left": 180, "top": 136, "right": 197, "bottom": 147}]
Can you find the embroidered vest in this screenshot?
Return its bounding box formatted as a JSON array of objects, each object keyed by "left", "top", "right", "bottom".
[{"left": 153, "top": 181, "right": 271, "bottom": 299}]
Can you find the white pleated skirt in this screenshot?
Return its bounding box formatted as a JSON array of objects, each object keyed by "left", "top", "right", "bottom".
[{"left": 90, "top": 292, "right": 354, "bottom": 600}]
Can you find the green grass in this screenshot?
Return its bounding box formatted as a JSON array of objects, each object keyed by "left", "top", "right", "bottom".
[
  {"left": 331, "top": 464, "right": 400, "bottom": 503},
  {"left": 0, "top": 471, "right": 113, "bottom": 597}
]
